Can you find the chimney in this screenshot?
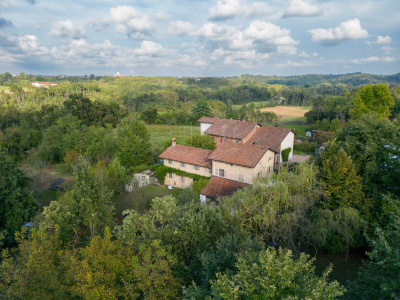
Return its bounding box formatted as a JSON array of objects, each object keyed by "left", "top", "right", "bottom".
[{"left": 172, "top": 138, "right": 176, "bottom": 147}]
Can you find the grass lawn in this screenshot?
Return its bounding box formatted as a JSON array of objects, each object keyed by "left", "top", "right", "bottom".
[
  {"left": 232, "top": 101, "right": 270, "bottom": 110},
  {"left": 147, "top": 124, "right": 200, "bottom": 149},
  {"left": 300, "top": 105, "right": 313, "bottom": 110}
]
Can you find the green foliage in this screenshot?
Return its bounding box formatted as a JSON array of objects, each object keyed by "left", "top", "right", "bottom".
[
  {"left": 348, "top": 215, "right": 400, "bottom": 299},
  {"left": 141, "top": 107, "right": 158, "bottom": 124},
  {"left": 336, "top": 113, "right": 400, "bottom": 222},
  {"left": 350, "top": 84, "right": 394, "bottom": 119},
  {"left": 222, "top": 163, "right": 320, "bottom": 253},
  {"left": 319, "top": 141, "right": 366, "bottom": 211},
  {"left": 281, "top": 147, "right": 292, "bottom": 162},
  {"left": 209, "top": 247, "right": 345, "bottom": 299},
  {"left": 184, "top": 133, "right": 216, "bottom": 150},
  {"left": 155, "top": 165, "right": 209, "bottom": 185},
  {"left": 0, "top": 150, "right": 38, "bottom": 247},
  {"left": 116, "top": 114, "right": 153, "bottom": 170},
  {"left": 192, "top": 178, "right": 209, "bottom": 194}
]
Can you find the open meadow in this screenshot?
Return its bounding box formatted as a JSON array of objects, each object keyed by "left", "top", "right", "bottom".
[
  {"left": 261, "top": 105, "right": 311, "bottom": 121},
  {"left": 147, "top": 124, "right": 200, "bottom": 149}
]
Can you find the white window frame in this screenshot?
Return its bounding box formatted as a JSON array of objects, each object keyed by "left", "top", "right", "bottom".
[
  {"left": 219, "top": 169, "right": 225, "bottom": 178},
  {"left": 181, "top": 162, "right": 186, "bottom": 167}
]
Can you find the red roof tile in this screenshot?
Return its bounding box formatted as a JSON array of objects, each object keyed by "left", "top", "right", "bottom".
[
  {"left": 201, "top": 177, "right": 250, "bottom": 198},
  {"left": 246, "top": 127, "right": 291, "bottom": 150},
  {"left": 208, "top": 142, "right": 273, "bottom": 167},
  {"left": 159, "top": 144, "right": 212, "bottom": 168},
  {"left": 197, "top": 116, "right": 219, "bottom": 124},
  {"left": 204, "top": 118, "right": 258, "bottom": 140}
]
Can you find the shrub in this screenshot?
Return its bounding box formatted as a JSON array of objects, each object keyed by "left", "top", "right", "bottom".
[{"left": 281, "top": 147, "right": 292, "bottom": 162}]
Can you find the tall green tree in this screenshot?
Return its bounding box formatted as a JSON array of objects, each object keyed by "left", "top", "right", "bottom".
[
  {"left": 350, "top": 84, "right": 394, "bottom": 119},
  {"left": 319, "top": 141, "right": 366, "bottom": 211},
  {"left": 0, "top": 151, "right": 38, "bottom": 246},
  {"left": 116, "top": 114, "right": 153, "bottom": 169}
]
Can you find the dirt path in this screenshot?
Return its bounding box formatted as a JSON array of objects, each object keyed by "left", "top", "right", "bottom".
[{"left": 261, "top": 106, "right": 310, "bottom": 120}]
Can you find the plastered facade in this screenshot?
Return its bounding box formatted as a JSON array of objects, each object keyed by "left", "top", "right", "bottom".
[{"left": 164, "top": 159, "right": 212, "bottom": 177}]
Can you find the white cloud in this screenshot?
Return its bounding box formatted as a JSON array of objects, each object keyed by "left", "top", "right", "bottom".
[
  {"left": 209, "top": 0, "right": 241, "bottom": 21},
  {"left": 309, "top": 18, "right": 368, "bottom": 45},
  {"left": 168, "top": 21, "right": 196, "bottom": 36},
  {"left": 49, "top": 20, "right": 85, "bottom": 39},
  {"left": 96, "top": 5, "right": 156, "bottom": 39},
  {"left": 244, "top": 21, "right": 299, "bottom": 55},
  {"left": 375, "top": 35, "right": 392, "bottom": 45},
  {"left": 277, "top": 60, "right": 315, "bottom": 67},
  {"left": 380, "top": 46, "right": 393, "bottom": 54},
  {"left": 245, "top": 2, "right": 275, "bottom": 18},
  {"left": 352, "top": 56, "right": 395, "bottom": 64},
  {"left": 283, "top": 0, "right": 321, "bottom": 17},
  {"left": 299, "top": 51, "right": 310, "bottom": 58},
  {"left": 18, "top": 35, "right": 48, "bottom": 55},
  {"left": 133, "top": 41, "right": 166, "bottom": 56}
]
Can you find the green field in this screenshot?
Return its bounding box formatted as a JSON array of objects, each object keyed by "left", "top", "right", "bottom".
[
  {"left": 300, "top": 105, "right": 313, "bottom": 110},
  {"left": 0, "top": 86, "right": 10, "bottom": 91},
  {"left": 147, "top": 124, "right": 200, "bottom": 149},
  {"left": 232, "top": 101, "right": 270, "bottom": 110}
]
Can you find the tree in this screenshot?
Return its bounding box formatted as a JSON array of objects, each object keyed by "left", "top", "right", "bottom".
[
  {"left": 348, "top": 215, "right": 400, "bottom": 299},
  {"left": 116, "top": 114, "right": 153, "bottom": 169},
  {"left": 336, "top": 113, "right": 400, "bottom": 221},
  {"left": 350, "top": 84, "right": 394, "bottom": 119},
  {"left": 184, "top": 133, "right": 216, "bottom": 150},
  {"left": 0, "top": 150, "right": 38, "bottom": 247},
  {"left": 209, "top": 248, "right": 345, "bottom": 299},
  {"left": 318, "top": 141, "right": 365, "bottom": 211}
]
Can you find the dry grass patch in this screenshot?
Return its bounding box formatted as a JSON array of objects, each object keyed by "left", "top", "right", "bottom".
[{"left": 261, "top": 106, "right": 311, "bottom": 121}]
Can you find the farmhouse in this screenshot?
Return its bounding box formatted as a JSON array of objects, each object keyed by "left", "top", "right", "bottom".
[{"left": 159, "top": 117, "right": 294, "bottom": 202}]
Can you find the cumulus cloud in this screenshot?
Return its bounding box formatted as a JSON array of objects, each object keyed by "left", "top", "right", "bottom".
[
  {"left": 133, "top": 41, "right": 166, "bottom": 56},
  {"left": 309, "top": 18, "right": 368, "bottom": 45},
  {"left": 245, "top": 2, "right": 275, "bottom": 18},
  {"left": 375, "top": 35, "right": 392, "bottom": 45},
  {"left": 168, "top": 21, "right": 196, "bottom": 36},
  {"left": 26, "top": 0, "right": 35, "bottom": 4},
  {"left": 283, "top": 0, "right": 322, "bottom": 17},
  {"left": 209, "top": 0, "right": 274, "bottom": 21},
  {"left": 49, "top": 20, "right": 85, "bottom": 39},
  {"left": 18, "top": 35, "right": 48, "bottom": 55},
  {"left": 0, "top": 17, "right": 12, "bottom": 28},
  {"left": 352, "top": 56, "right": 395, "bottom": 64},
  {"left": 380, "top": 46, "right": 393, "bottom": 54},
  {"left": 244, "top": 21, "right": 299, "bottom": 55},
  {"left": 209, "top": 0, "right": 241, "bottom": 21},
  {"left": 96, "top": 5, "right": 155, "bottom": 39}
]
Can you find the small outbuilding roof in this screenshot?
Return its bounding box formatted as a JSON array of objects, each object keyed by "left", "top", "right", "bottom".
[
  {"left": 201, "top": 177, "right": 251, "bottom": 199},
  {"left": 159, "top": 144, "right": 213, "bottom": 168}
]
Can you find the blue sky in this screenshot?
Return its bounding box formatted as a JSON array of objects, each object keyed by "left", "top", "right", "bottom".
[{"left": 0, "top": 0, "right": 398, "bottom": 76}]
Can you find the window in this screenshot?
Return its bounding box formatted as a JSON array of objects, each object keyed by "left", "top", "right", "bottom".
[
  {"left": 168, "top": 173, "right": 172, "bottom": 178},
  {"left": 168, "top": 159, "right": 173, "bottom": 164},
  {"left": 268, "top": 166, "right": 271, "bottom": 173},
  {"left": 181, "top": 162, "right": 186, "bottom": 167},
  {"left": 209, "top": 168, "right": 212, "bottom": 174},
  {"left": 219, "top": 169, "right": 225, "bottom": 177},
  {"left": 194, "top": 165, "right": 200, "bottom": 171},
  {"left": 239, "top": 173, "right": 244, "bottom": 182}
]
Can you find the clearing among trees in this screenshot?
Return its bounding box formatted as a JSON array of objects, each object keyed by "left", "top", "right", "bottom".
[{"left": 261, "top": 106, "right": 311, "bottom": 121}]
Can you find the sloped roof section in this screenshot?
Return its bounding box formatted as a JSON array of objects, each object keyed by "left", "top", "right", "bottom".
[
  {"left": 203, "top": 118, "right": 258, "bottom": 140},
  {"left": 201, "top": 177, "right": 251, "bottom": 199},
  {"left": 246, "top": 126, "right": 292, "bottom": 150},
  {"left": 197, "top": 116, "right": 219, "bottom": 124},
  {"left": 208, "top": 142, "right": 273, "bottom": 167},
  {"left": 159, "top": 145, "right": 213, "bottom": 168}
]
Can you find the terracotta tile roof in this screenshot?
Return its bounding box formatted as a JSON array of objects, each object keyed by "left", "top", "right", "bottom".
[
  {"left": 208, "top": 142, "right": 273, "bottom": 167},
  {"left": 246, "top": 127, "right": 292, "bottom": 150},
  {"left": 201, "top": 177, "right": 251, "bottom": 198},
  {"left": 197, "top": 116, "right": 219, "bottom": 124},
  {"left": 203, "top": 118, "right": 259, "bottom": 140},
  {"left": 159, "top": 144, "right": 212, "bottom": 168}
]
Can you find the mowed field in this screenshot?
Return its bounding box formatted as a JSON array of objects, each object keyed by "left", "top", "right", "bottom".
[
  {"left": 261, "top": 106, "right": 311, "bottom": 121},
  {"left": 147, "top": 124, "right": 201, "bottom": 148}
]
